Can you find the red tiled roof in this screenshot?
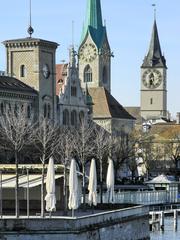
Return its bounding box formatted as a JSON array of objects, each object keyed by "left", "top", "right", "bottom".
[{"left": 88, "top": 87, "right": 135, "bottom": 120}]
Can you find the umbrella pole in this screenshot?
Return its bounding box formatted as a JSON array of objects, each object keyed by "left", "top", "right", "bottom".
[
  {"left": 0, "top": 170, "right": 2, "bottom": 218},
  {"left": 27, "top": 168, "right": 29, "bottom": 218},
  {"left": 72, "top": 209, "right": 74, "bottom": 217}
]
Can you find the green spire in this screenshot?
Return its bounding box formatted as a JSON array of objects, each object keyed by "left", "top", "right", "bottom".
[
  {"left": 81, "top": 0, "right": 105, "bottom": 48},
  {"left": 86, "top": 0, "right": 103, "bottom": 30}
]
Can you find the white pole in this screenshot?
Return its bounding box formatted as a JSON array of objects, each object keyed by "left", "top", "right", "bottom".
[
  {"left": 27, "top": 168, "right": 29, "bottom": 218},
  {"left": 160, "top": 211, "right": 164, "bottom": 231},
  {"left": 174, "top": 209, "right": 178, "bottom": 231},
  {"left": 0, "top": 170, "right": 2, "bottom": 218}
]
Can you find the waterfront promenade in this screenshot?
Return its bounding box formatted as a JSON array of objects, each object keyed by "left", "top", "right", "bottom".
[{"left": 0, "top": 205, "right": 150, "bottom": 240}]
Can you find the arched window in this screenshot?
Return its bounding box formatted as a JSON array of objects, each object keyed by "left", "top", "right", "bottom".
[
  {"left": 103, "top": 66, "right": 107, "bottom": 83},
  {"left": 63, "top": 109, "right": 69, "bottom": 125},
  {"left": 71, "top": 110, "right": 77, "bottom": 126},
  {"left": 79, "top": 111, "right": 85, "bottom": 124},
  {"left": 47, "top": 104, "right": 51, "bottom": 119},
  {"left": 27, "top": 105, "right": 31, "bottom": 119},
  {"left": 44, "top": 104, "right": 47, "bottom": 118},
  {"left": 84, "top": 65, "right": 92, "bottom": 82},
  {"left": 20, "top": 65, "right": 26, "bottom": 77}
]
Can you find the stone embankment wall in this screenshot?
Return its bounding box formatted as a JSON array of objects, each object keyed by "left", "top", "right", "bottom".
[{"left": 0, "top": 206, "right": 150, "bottom": 240}]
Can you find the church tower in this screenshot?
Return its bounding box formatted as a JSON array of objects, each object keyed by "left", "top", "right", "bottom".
[
  {"left": 141, "top": 20, "right": 167, "bottom": 120},
  {"left": 78, "top": 0, "right": 111, "bottom": 92}
]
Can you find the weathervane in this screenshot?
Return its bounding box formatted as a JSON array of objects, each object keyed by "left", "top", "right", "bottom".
[
  {"left": 152, "top": 4, "right": 156, "bottom": 20},
  {"left": 27, "top": 0, "right": 34, "bottom": 37}
]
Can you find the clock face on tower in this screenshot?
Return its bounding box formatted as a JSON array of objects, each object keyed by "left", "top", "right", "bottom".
[
  {"left": 142, "top": 69, "right": 162, "bottom": 89},
  {"left": 79, "top": 43, "right": 97, "bottom": 62},
  {"left": 42, "top": 64, "right": 50, "bottom": 79}
]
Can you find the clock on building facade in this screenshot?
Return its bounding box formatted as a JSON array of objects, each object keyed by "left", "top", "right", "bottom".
[
  {"left": 79, "top": 43, "right": 97, "bottom": 62},
  {"left": 142, "top": 69, "right": 162, "bottom": 89}
]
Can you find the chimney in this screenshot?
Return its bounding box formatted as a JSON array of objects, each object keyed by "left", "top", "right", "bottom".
[{"left": 176, "top": 112, "right": 180, "bottom": 124}]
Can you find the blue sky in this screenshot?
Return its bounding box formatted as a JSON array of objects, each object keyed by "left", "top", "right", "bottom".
[{"left": 0, "top": 0, "right": 179, "bottom": 118}]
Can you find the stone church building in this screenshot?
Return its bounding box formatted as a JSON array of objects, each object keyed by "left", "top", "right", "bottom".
[{"left": 0, "top": 0, "right": 135, "bottom": 135}]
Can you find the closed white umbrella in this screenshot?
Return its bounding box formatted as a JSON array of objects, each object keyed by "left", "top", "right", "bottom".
[
  {"left": 45, "top": 157, "right": 56, "bottom": 212},
  {"left": 88, "top": 158, "right": 97, "bottom": 206},
  {"left": 106, "top": 157, "right": 115, "bottom": 203},
  {"left": 68, "top": 159, "right": 79, "bottom": 215}
]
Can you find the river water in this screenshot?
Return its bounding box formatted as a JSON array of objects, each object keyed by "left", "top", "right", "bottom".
[{"left": 150, "top": 217, "right": 180, "bottom": 240}]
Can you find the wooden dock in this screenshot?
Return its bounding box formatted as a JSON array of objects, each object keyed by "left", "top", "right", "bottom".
[{"left": 149, "top": 209, "right": 179, "bottom": 231}]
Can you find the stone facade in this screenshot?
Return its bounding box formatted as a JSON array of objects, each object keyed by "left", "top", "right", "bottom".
[
  {"left": 3, "top": 38, "right": 58, "bottom": 121},
  {"left": 79, "top": 34, "right": 111, "bottom": 92},
  {"left": 0, "top": 76, "right": 38, "bottom": 122},
  {"left": 141, "top": 20, "right": 167, "bottom": 120},
  {"left": 58, "top": 48, "right": 89, "bottom": 126},
  {"left": 141, "top": 67, "right": 167, "bottom": 120}
]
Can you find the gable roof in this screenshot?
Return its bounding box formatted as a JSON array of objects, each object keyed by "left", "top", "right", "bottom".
[
  {"left": 0, "top": 76, "right": 38, "bottom": 95},
  {"left": 88, "top": 87, "right": 135, "bottom": 120}
]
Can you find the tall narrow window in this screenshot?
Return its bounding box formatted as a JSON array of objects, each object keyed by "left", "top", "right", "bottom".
[
  {"left": 150, "top": 98, "right": 153, "bottom": 105},
  {"left": 27, "top": 105, "right": 31, "bottom": 119},
  {"left": 79, "top": 111, "right": 85, "bottom": 124},
  {"left": 0, "top": 103, "right": 4, "bottom": 115},
  {"left": 47, "top": 104, "right": 51, "bottom": 119},
  {"left": 71, "top": 110, "right": 77, "bottom": 126},
  {"left": 71, "top": 86, "right": 77, "bottom": 97},
  {"left": 84, "top": 65, "right": 92, "bottom": 82},
  {"left": 102, "top": 66, "right": 107, "bottom": 83},
  {"left": 14, "top": 104, "right": 18, "bottom": 117},
  {"left": 20, "top": 65, "right": 26, "bottom": 77},
  {"left": 44, "top": 104, "right": 47, "bottom": 118},
  {"left": 63, "top": 109, "right": 69, "bottom": 125}
]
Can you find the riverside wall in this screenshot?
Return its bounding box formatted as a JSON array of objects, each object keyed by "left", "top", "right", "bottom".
[{"left": 0, "top": 206, "right": 150, "bottom": 240}]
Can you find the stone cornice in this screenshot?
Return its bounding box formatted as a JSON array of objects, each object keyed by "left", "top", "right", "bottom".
[
  {"left": 3, "top": 38, "right": 59, "bottom": 49},
  {"left": 0, "top": 90, "right": 37, "bottom": 100}
]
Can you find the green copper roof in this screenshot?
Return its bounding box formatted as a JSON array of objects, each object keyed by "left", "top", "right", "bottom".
[
  {"left": 86, "top": 0, "right": 103, "bottom": 30},
  {"left": 81, "top": 0, "right": 106, "bottom": 48}
]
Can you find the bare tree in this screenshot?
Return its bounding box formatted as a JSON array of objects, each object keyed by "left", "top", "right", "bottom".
[
  {"left": 93, "top": 125, "right": 109, "bottom": 203},
  {"left": 0, "top": 107, "right": 34, "bottom": 218},
  {"left": 164, "top": 133, "right": 180, "bottom": 177},
  {"left": 74, "top": 119, "right": 95, "bottom": 206},
  {"left": 32, "top": 118, "right": 58, "bottom": 217},
  {"left": 109, "top": 130, "right": 139, "bottom": 182},
  {"left": 54, "top": 126, "right": 75, "bottom": 212}
]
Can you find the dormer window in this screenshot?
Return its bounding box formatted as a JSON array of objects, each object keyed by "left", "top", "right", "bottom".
[
  {"left": 20, "top": 65, "right": 26, "bottom": 77},
  {"left": 84, "top": 65, "right": 92, "bottom": 82}
]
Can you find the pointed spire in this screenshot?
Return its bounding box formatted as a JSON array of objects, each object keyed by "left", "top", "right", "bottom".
[
  {"left": 142, "top": 20, "right": 166, "bottom": 68},
  {"left": 27, "top": 0, "right": 34, "bottom": 37},
  {"left": 69, "top": 46, "right": 76, "bottom": 68},
  {"left": 80, "top": 0, "right": 105, "bottom": 48},
  {"left": 85, "top": 0, "right": 103, "bottom": 30}
]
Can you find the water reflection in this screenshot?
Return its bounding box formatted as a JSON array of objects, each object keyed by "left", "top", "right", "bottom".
[{"left": 151, "top": 217, "right": 180, "bottom": 240}]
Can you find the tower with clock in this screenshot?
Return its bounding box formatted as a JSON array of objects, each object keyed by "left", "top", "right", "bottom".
[
  {"left": 4, "top": 37, "right": 58, "bottom": 121},
  {"left": 141, "top": 19, "right": 167, "bottom": 120},
  {"left": 78, "top": 0, "right": 111, "bottom": 92}
]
